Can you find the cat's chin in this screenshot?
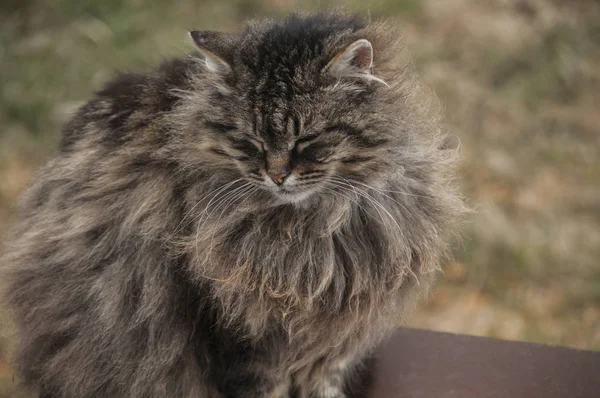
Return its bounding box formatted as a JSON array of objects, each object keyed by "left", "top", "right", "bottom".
[{"left": 272, "top": 189, "right": 316, "bottom": 205}]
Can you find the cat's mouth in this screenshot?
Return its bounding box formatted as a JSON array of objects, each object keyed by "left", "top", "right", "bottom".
[{"left": 250, "top": 172, "right": 319, "bottom": 204}]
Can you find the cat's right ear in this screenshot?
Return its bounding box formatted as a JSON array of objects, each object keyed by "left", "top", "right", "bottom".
[{"left": 189, "top": 31, "right": 234, "bottom": 76}]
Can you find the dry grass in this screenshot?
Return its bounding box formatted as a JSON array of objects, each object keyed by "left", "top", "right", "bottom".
[
  {"left": 407, "top": 0, "right": 600, "bottom": 349},
  {"left": 1, "top": 0, "right": 599, "bottom": 395}
]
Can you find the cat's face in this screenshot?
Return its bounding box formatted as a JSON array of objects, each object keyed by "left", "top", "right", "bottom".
[
  {"left": 184, "top": 16, "right": 396, "bottom": 204},
  {"left": 209, "top": 90, "right": 390, "bottom": 205},
  {"left": 228, "top": 115, "right": 338, "bottom": 204}
]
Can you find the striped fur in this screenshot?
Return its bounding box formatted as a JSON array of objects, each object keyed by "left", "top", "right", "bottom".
[{"left": 1, "top": 12, "right": 464, "bottom": 398}]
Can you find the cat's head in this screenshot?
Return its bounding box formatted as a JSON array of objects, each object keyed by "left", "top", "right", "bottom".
[{"left": 176, "top": 13, "right": 419, "bottom": 205}]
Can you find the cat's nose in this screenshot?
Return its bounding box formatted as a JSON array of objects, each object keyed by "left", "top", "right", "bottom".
[{"left": 268, "top": 169, "right": 291, "bottom": 185}]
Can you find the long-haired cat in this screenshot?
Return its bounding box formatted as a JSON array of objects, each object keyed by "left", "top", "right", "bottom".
[{"left": 1, "top": 12, "right": 464, "bottom": 398}]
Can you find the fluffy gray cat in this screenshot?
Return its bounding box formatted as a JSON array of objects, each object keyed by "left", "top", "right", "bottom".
[{"left": 1, "top": 12, "right": 464, "bottom": 398}]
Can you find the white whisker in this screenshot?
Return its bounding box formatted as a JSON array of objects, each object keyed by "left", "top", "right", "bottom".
[
  {"left": 162, "top": 178, "right": 244, "bottom": 248},
  {"left": 193, "top": 182, "right": 252, "bottom": 261},
  {"left": 205, "top": 185, "right": 257, "bottom": 265},
  {"left": 342, "top": 178, "right": 433, "bottom": 198}
]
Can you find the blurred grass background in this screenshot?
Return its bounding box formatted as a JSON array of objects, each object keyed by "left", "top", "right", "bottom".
[{"left": 1, "top": 0, "right": 599, "bottom": 395}]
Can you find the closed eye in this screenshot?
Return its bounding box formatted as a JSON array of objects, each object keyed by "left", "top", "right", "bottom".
[
  {"left": 226, "top": 136, "right": 264, "bottom": 157},
  {"left": 294, "top": 134, "right": 319, "bottom": 152}
]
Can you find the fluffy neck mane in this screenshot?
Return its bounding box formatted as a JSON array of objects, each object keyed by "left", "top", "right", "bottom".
[{"left": 174, "top": 182, "right": 442, "bottom": 339}]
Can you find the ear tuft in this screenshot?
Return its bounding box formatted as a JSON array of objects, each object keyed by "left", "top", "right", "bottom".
[
  {"left": 325, "top": 39, "right": 374, "bottom": 78},
  {"left": 189, "top": 30, "right": 233, "bottom": 75}
]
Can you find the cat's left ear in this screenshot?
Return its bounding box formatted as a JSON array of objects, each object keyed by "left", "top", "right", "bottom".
[
  {"left": 189, "top": 31, "right": 235, "bottom": 76},
  {"left": 324, "top": 39, "right": 374, "bottom": 79}
]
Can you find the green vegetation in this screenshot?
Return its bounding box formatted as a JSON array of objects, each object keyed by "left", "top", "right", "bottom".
[{"left": 1, "top": 0, "right": 599, "bottom": 395}]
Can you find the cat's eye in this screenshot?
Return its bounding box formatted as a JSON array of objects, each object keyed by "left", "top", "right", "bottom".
[
  {"left": 242, "top": 136, "right": 265, "bottom": 153},
  {"left": 293, "top": 134, "right": 319, "bottom": 153},
  {"left": 249, "top": 138, "right": 265, "bottom": 152},
  {"left": 226, "top": 136, "right": 264, "bottom": 160}
]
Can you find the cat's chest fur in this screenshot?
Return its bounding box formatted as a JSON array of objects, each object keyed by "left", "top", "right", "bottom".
[{"left": 182, "top": 198, "right": 412, "bottom": 340}]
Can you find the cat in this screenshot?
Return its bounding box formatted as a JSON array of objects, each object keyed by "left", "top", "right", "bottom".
[{"left": 1, "top": 12, "right": 464, "bottom": 398}]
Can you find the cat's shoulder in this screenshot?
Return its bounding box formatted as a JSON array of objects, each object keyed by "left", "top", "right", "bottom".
[{"left": 59, "top": 56, "right": 196, "bottom": 152}]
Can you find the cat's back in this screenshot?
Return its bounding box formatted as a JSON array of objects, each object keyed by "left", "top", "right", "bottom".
[{"left": 5, "top": 56, "right": 201, "bottom": 240}]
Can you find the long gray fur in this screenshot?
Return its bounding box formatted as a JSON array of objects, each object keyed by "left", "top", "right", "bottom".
[{"left": 1, "top": 12, "right": 465, "bottom": 398}]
